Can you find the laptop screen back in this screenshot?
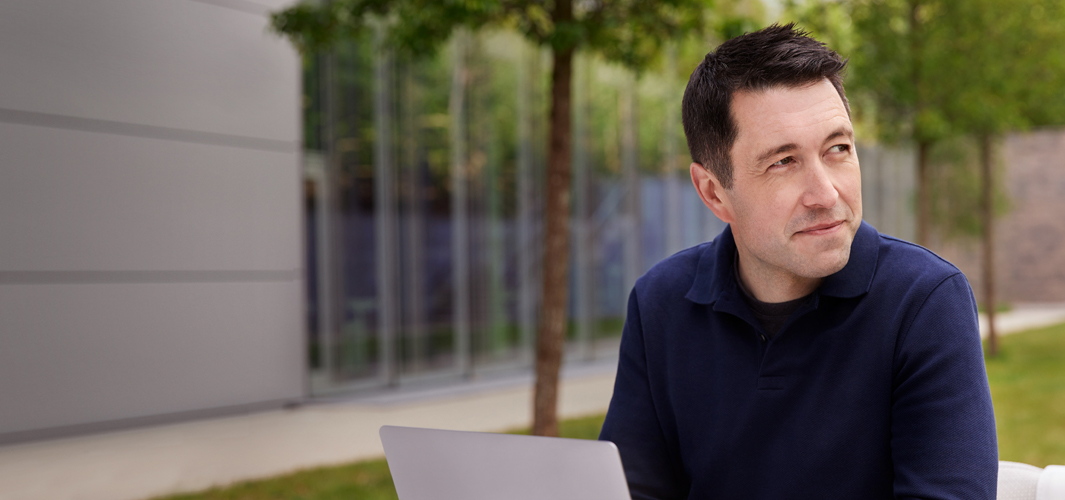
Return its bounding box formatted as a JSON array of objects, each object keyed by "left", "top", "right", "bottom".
[{"left": 379, "top": 425, "right": 631, "bottom": 500}]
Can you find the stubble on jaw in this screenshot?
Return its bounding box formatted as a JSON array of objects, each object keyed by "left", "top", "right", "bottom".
[{"left": 785, "top": 217, "right": 857, "bottom": 279}]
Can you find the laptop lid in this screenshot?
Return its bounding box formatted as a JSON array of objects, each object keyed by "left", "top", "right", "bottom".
[{"left": 379, "top": 425, "right": 631, "bottom": 500}]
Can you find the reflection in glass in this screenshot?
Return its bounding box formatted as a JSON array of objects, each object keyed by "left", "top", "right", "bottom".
[{"left": 303, "top": 29, "right": 723, "bottom": 394}]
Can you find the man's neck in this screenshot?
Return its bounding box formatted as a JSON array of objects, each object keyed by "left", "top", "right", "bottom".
[{"left": 735, "top": 250, "right": 822, "bottom": 303}]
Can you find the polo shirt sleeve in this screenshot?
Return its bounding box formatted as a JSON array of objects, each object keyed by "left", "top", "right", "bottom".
[
  {"left": 890, "top": 272, "right": 998, "bottom": 500},
  {"left": 599, "top": 289, "right": 687, "bottom": 500}
]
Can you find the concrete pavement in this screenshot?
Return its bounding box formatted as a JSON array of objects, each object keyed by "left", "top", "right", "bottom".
[
  {"left": 0, "top": 361, "right": 618, "bottom": 500},
  {"left": 979, "top": 303, "right": 1065, "bottom": 339},
  {"left": 1, "top": 304, "right": 1062, "bottom": 500}
]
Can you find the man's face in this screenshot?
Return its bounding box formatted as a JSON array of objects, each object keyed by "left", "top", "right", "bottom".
[{"left": 700, "top": 79, "right": 862, "bottom": 290}]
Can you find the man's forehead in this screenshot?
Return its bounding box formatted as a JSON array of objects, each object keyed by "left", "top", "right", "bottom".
[
  {"left": 731, "top": 80, "right": 847, "bottom": 125},
  {"left": 730, "top": 80, "right": 852, "bottom": 158}
]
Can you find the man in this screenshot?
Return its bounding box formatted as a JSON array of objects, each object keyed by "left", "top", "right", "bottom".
[{"left": 599, "top": 24, "right": 997, "bottom": 499}]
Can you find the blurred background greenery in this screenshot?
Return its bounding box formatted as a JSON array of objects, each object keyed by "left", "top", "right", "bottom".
[{"left": 288, "top": 0, "right": 1065, "bottom": 401}]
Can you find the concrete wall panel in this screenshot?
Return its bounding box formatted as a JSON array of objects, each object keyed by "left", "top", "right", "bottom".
[
  {"left": 0, "top": 0, "right": 303, "bottom": 439},
  {"left": 0, "top": 0, "right": 299, "bottom": 143},
  {"left": 0, "top": 122, "right": 299, "bottom": 272},
  {"left": 0, "top": 280, "right": 302, "bottom": 435}
]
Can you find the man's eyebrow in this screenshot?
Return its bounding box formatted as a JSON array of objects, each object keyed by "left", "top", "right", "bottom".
[
  {"left": 755, "top": 143, "right": 798, "bottom": 166},
  {"left": 824, "top": 126, "right": 854, "bottom": 143},
  {"left": 753, "top": 127, "right": 855, "bottom": 167}
]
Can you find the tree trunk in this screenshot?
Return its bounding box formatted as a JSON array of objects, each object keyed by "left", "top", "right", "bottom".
[
  {"left": 532, "top": 0, "right": 574, "bottom": 438},
  {"left": 450, "top": 31, "right": 472, "bottom": 377},
  {"left": 915, "top": 141, "right": 930, "bottom": 247},
  {"left": 910, "top": 0, "right": 931, "bottom": 248},
  {"left": 980, "top": 134, "right": 998, "bottom": 356}
]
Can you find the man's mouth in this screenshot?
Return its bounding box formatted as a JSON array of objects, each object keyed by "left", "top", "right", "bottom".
[{"left": 797, "top": 220, "right": 845, "bottom": 235}]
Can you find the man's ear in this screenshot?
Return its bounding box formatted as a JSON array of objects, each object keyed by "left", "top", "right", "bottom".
[{"left": 690, "top": 162, "right": 735, "bottom": 224}]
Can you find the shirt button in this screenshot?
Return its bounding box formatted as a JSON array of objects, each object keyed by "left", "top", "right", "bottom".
[{"left": 760, "top": 334, "right": 767, "bottom": 342}]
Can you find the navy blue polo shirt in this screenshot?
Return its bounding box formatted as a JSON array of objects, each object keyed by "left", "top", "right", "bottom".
[{"left": 599, "top": 221, "right": 997, "bottom": 500}]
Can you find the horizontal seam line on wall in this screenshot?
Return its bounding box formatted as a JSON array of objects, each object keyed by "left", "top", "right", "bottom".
[
  {"left": 0, "top": 398, "right": 298, "bottom": 447},
  {"left": 186, "top": 0, "right": 272, "bottom": 16},
  {"left": 0, "top": 108, "right": 298, "bottom": 153},
  {"left": 0, "top": 269, "right": 301, "bottom": 285}
]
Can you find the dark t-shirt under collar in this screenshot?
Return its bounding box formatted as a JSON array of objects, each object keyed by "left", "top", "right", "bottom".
[{"left": 733, "top": 252, "right": 812, "bottom": 339}]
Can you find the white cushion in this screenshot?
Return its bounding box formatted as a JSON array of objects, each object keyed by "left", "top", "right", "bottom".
[
  {"left": 1037, "top": 464, "right": 1065, "bottom": 500},
  {"left": 999, "top": 461, "right": 1042, "bottom": 500}
]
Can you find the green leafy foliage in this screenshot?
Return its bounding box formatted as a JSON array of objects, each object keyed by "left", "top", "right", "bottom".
[
  {"left": 843, "top": 0, "right": 1065, "bottom": 146},
  {"left": 932, "top": 0, "right": 1065, "bottom": 136},
  {"left": 846, "top": 0, "right": 946, "bottom": 144},
  {"left": 271, "top": 0, "right": 712, "bottom": 71},
  {"left": 789, "top": 0, "right": 1065, "bottom": 241}
]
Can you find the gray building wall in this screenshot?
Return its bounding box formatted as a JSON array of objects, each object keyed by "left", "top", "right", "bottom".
[
  {"left": 0, "top": 0, "right": 303, "bottom": 441},
  {"left": 936, "top": 129, "right": 1065, "bottom": 304},
  {"left": 858, "top": 143, "right": 917, "bottom": 243}
]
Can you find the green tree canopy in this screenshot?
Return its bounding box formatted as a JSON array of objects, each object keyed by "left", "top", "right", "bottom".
[
  {"left": 272, "top": 0, "right": 710, "bottom": 68},
  {"left": 796, "top": 0, "right": 1065, "bottom": 353},
  {"left": 793, "top": 0, "right": 1065, "bottom": 246}
]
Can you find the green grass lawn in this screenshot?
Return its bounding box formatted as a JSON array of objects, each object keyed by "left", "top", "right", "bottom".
[
  {"left": 156, "top": 323, "right": 1065, "bottom": 500},
  {"left": 986, "top": 322, "right": 1065, "bottom": 467}
]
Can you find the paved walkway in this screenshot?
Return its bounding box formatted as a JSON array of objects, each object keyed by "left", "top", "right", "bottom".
[
  {"left": 1, "top": 304, "right": 1063, "bottom": 500},
  {"left": 979, "top": 303, "right": 1065, "bottom": 339},
  {"left": 0, "top": 362, "right": 618, "bottom": 500}
]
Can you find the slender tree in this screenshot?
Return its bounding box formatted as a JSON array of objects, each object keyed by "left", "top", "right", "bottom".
[
  {"left": 847, "top": 0, "right": 956, "bottom": 248},
  {"left": 271, "top": 0, "right": 711, "bottom": 436},
  {"left": 931, "top": 0, "right": 1065, "bottom": 354},
  {"left": 794, "top": 0, "right": 1065, "bottom": 354},
  {"left": 845, "top": 0, "right": 1065, "bottom": 353}
]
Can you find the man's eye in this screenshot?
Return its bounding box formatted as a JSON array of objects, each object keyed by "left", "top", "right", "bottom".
[
  {"left": 771, "top": 156, "right": 793, "bottom": 167},
  {"left": 828, "top": 144, "right": 850, "bottom": 153}
]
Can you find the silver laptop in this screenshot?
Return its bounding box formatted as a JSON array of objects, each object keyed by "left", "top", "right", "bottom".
[{"left": 379, "top": 425, "right": 631, "bottom": 500}]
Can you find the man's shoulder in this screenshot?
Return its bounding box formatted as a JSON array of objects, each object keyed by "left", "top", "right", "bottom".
[
  {"left": 869, "top": 232, "right": 974, "bottom": 315},
  {"left": 634, "top": 240, "right": 714, "bottom": 299},
  {"left": 873, "top": 232, "right": 965, "bottom": 285}
]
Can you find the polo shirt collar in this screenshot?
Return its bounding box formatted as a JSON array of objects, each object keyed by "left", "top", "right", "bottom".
[
  {"left": 685, "top": 220, "right": 879, "bottom": 305},
  {"left": 818, "top": 220, "right": 879, "bottom": 298},
  {"left": 685, "top": 224, "right": 738, "bottom": 305}
]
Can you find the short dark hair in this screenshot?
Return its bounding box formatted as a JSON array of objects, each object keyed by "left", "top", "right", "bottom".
[{"left": 681, "top": 23, "right": 849, "bottom": 189}]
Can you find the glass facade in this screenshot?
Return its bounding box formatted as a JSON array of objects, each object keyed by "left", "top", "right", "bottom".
[{"left": 303, "top": 29, "right": 726, "bottom": 394}]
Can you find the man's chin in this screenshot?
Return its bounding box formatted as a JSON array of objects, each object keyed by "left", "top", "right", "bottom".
[{"left": 799, "top": 247, "right": 852, "bottom": 279}]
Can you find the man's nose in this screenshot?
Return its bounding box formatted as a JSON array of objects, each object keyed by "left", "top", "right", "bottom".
[{"left": 801, "top": 160, "right": 840, "bottom": 208}]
